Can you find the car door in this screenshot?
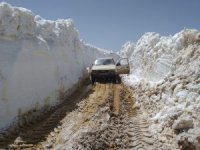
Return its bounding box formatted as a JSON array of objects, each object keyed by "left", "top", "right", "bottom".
[{"left": 116, "top": 58, "right": 130, "bottom": 74}]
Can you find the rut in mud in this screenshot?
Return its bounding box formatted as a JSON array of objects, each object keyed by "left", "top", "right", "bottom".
[
  {"left": 0, "top": 83, "right": 162, "bottom": 149},
  {"left": 0, "top": 83, "right": 91, "bottom": 149},
  {"left": 70, "top": 84, "right": 159, "bottom": 150}
]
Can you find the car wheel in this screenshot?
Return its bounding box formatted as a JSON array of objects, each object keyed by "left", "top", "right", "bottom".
[
  {"left": 117, "top": 75, "right": 121, "bottom": 84},
  {"left": 91, "top": 76, "right": 95, "bottom": 85},
  {"left": 113, "top": 76, "right": 117, "bottom": 84}
]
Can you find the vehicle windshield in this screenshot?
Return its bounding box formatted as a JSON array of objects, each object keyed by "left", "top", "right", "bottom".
[{"left": 94, "top": 58, "right": 115, "bottom": 66}]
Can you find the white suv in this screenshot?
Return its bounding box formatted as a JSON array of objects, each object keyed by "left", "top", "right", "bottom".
[{"left": 90, "top": 57, "right": 130, "bottom": 84}]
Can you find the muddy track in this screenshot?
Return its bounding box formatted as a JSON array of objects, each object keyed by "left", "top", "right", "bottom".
[
  {"left": 0, "top": 83, "right": 91, "bottom": 149},
  {"left": 112, "top": 85, "right": 159, "bottom": 150},
  {"left": 0, "top": 83, "right": 159, "bottom": 150},
  {"left": 70, "top": 84, "right": 159, "bottom": 150},
  {"left": 121, "top": 89, "right": 158, "bottom": 150}
]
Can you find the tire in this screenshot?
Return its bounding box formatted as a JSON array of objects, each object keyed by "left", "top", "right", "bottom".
[
  {"left": 116, "top": 75, "right": 121, "bottom": 84},
  {"left": 91, "top": 76, "right": 95, "bottom": 85},
  {"left": 118, "top": 75, "right": 121, "bottom": 84},
  {"left": 113, "top": 76, "right": 117, "bottom": 84}
]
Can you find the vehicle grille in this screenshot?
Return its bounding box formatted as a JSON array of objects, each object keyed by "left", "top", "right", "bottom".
[
  {"left": 98, "top": 70, "right": 109, "bottom": 73},
  {"left": 92, "top": 70, "right": 115, "bottom": 73}
]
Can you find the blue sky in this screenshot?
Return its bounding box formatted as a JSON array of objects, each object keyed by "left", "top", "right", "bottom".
[{"left": 1, "top": 0, "right": 200, "bottom": 51}]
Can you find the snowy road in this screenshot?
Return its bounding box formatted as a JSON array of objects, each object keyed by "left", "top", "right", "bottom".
[{"left": 1, "top": 83, "right": 169, "bottom": 149}]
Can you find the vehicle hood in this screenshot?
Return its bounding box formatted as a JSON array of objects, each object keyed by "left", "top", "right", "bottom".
[{"left": 92, "top": 65, "right": 116, "bottom": 70}]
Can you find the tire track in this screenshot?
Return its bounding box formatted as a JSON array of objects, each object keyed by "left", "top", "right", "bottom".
[
  {"left": 70, "top": 83, "right": 111, "bottom": 135},
  {"left": 112, "top": 84, "right": 121, "bottom": 116},
  {"left": 121, "top": 87, "right": 158, "bottom": 150},
  {"left": 72, "top": 83, "right": 130, "bottom": 150},
  {"left": 72, "top": 84, "right": 158, "bottom": 150}
]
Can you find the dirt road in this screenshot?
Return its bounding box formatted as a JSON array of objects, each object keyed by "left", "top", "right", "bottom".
[{"left": 0, "top": 83, "right": 164, "bottom": 149}]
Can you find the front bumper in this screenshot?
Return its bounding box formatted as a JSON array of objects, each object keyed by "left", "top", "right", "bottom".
[{"left": 91, "top": 70, "right": 116, "bottom": 79}]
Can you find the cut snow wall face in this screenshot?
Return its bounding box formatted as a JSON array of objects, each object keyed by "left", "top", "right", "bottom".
[
  {"left": 0, "top": 3, "right": 117, "bottom": 129},
  {"left": 121, "top": 29, "right": 200, "bottom": 82}
]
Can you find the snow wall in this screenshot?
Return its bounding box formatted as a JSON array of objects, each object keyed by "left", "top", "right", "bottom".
[
  {"left": 121, "top": 29, "right": 200, "bottom": 82},
  {"left": 0, "top": 3, "right": 118, "bottom": 129},
  {"left": 121, "top": 29, "right": 200, "bottom": 149}
]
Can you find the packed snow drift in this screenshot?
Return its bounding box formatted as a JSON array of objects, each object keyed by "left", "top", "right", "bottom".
[
  {"left": 121, "top": 29, "right": 200, "bottom": 149},
  {"left": 0, "top": 2, "right": 118, "bottom": 130}
]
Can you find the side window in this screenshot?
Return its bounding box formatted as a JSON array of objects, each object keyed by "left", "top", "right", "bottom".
[{"left": 119, "top": 59, "right": 129, "bottom": 66}]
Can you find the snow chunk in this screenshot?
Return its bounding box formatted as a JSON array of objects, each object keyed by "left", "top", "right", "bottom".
[
  {"left": 172, "top": 116, "right": 194, "bottom": 131},
  {"left": 177, "top": 128, "right": 200, "bottom": 150}
]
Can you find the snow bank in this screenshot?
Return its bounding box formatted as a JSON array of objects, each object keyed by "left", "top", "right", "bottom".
[
  {"left": 0, "top": 2, "right": 117, "bottom": 130},
  {"left": 121, "top": 29, "right": 200, "bottom": 81},
  {"left": 121, "top": 29, "right": 200, "bottom": 149}
]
